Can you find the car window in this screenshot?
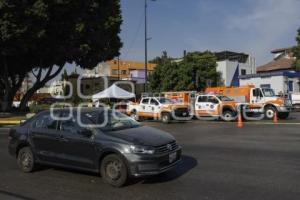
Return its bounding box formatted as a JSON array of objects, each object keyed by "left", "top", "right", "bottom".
[
  {"left": 197, "top": 96, "right": 208, "bottom": 103},
  {"left": 150, "top": 99, "right": 159, "bottom": 105},
  {"left": 141, "top": 98, "right": 149, "bottom": 104},
  {"left": 207, "top": 96, "right": 219, "bottom": 104},
  {"left": 32, "top": 113, "right": 58, "bottom": 130},
  {"left": 60, "top": 118, "right": 79, "bottom": 132}
]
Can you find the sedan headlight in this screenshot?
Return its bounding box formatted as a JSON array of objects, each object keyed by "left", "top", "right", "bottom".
[{"left": 127, "top": 145, "right": 155, "bottom": 154}]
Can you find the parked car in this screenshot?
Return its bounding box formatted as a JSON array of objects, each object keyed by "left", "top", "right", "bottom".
[
  {"left": 8, "top": 108, "right": 182, "bottom": 187},
  {"left": 127, "top": 97, "right": 190, "bottom": 123},
  {"left": 195, "top": 94, "right": 238, "bottom": 121}
]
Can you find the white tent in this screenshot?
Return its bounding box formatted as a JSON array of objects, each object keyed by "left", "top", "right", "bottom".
[{"left": 92, "top": 84, "right": 135, "bottom": 101}]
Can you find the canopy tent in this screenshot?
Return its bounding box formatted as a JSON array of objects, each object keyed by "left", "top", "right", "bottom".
[{"left": 92, "top": 84, "right": 135, "bottom": 101}]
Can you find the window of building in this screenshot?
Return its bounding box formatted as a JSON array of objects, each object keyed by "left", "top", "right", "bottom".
[
  {"left": 260, "top": 84, "right": 271, "bottom": 89},
  {"left": 288, "top": 81, "right": 294, "bottom": 92},
  {"left": 121, "top": 70, "right": 127, "bottom": 75},
  {"left": 241, "top": 69, "right": 247, "bottom": 75},
  {"left": 85, "top": 84, "right": 90, "bottom": 90},
  {"left": 112, "top": 70, "right": 118, "bottom": 75},
  {"left": 80, "top": 84, "right": 84, "bottom": 93}
]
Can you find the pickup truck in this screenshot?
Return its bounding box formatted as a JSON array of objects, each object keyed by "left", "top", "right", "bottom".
[
  {"left": 127, "top": 97, "right": 190, "bottom": 123},
  {"left": 195, "top": 94, "right": 238, "bottom": 121}
]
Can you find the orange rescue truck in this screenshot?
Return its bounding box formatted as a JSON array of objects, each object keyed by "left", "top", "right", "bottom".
[
  {"left": 162, "top": 91, "right": 197, "bottom": 105},
  {"left": 205, "top": 85, "right": 291, "bottom": 119}
]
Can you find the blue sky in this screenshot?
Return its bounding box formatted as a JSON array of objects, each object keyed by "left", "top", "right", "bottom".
[
  {"left": 51, "top": 0, "right": 300, "bottom": 81},
  {"left": 120, "top": 0, "right": 300, "bottom": 65}
]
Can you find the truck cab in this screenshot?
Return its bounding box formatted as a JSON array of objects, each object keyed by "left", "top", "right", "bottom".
[
  {"left": 249, "top": 87, "right": 291, "bottom": 119},
  {"left": 127, "top": 97, "right": 190, "bottom": 123},
  {"left": 195, "top": 94, "right": 238, "bottom": 121}
]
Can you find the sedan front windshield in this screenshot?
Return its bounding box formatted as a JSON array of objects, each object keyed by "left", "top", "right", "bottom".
[
  {"left": 83, "top": 110, "right": 140, "bottom": 132},
  {"left": 262, "top": 89, "right": 276, "bottom": 97}
]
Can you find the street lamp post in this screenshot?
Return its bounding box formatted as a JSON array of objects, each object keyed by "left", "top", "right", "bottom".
[{"left": 144, "top": 0, "right": 155, "bottom": 93}]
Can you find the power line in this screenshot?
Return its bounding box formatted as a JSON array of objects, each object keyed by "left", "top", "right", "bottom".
[{"left": 122, "top": 9, "right": 145, "bottom": 60}]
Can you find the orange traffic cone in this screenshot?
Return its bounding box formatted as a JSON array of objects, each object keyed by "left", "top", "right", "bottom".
[
  {"left": 273, "top": 111, "right": 278, "bottom": 124},
  {"left": 236, "top": 112, "right": 244, "bottom": 128}
]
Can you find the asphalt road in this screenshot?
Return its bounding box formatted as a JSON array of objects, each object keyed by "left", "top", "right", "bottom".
[{"left": 1, "top": 115, "right": 300, "bottom": 200}]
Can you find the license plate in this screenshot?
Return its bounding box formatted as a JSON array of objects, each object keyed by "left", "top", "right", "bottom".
[{"left": 169, "top": 152, "right": 177, "bottom": 163}]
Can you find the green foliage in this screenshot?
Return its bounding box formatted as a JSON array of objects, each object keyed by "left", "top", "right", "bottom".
[
  {"left": 293, "top": 28, "right": 300, "bottom": 71},
  {"left": 0, "top": 0, "right": 122, "bottom": 111},
  {"left": 149, "top": 51, "right": 220, "bottom": 92},
  {"left": 29, "top": 104, "right": 51, "bottom": 113},
  {"left": 60, "top": 69, "right": 68, "bottom": 81}
]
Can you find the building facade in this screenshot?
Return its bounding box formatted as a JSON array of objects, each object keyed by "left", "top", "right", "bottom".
[
  {"left": 215, "top": 51, "right": 256, "bottom": 87},
  {"left": 84, "top": 59, "right": 156, "bottom": 82},
  {"left": 239, "top": 47, "right": 300, "bottom": 94}
]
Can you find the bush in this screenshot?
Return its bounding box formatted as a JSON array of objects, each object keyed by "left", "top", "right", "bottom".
[{"left": 29, "top": 104, "right": 51, "bottom": 113}]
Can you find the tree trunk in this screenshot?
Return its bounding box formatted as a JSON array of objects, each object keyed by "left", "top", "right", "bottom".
[
  {"left": 0, "top": 57, "right": 15, "bottom": 112},
  {"left": 18, "top": 84, "right": 39, "bottom": 112},
  {"left": 1, "top": 91, "right": 14, "bottom": 112},
  {"left": 19, "top": 65, "right": 64, "bottom": 112}
]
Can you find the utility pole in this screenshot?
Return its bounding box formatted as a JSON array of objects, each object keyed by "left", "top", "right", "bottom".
[
  {"left": 144, "top": 0, "right": 148, "bottom": 93},
  {"left": 117, "top": 56, "right": 120, "bottom": 80},
  {"left": 144, "top": 0, "right": 155, "bottom": 93}
]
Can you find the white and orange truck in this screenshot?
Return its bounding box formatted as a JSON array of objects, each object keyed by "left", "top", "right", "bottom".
[
  {"left": 126, "top": 97, "right": 190, "bottom": 123},
  {"left": 194, "top": 94, "right": 239, "bottom": 121},
  {"left": 205, "top": 85, "right": 292, "bottom": 119}
]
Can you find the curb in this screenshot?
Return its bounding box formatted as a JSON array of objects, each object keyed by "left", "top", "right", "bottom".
[{"left": 0, "top": 120, "right": 21, "bottom": 126}]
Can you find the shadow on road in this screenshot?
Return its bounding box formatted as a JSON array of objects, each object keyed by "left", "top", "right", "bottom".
[
  {"left": 0, "top": 189, "right": 36, "bottom": 200},
  {"left": 141, "top": 155, "right": 198, "bottom": 184}
]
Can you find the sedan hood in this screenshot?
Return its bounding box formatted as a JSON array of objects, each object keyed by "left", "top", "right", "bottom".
[{"left": 107, "top": 126, "right": 175, "bottom": 146}]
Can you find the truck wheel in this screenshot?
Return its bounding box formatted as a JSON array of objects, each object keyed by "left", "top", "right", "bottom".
[
  {"left": 17, "top": 147, "right": 36, "bottom": 173},
  {"left": 100, "top": 154, "right": 128, "bottom": 187},
  {"left": 222, "top": 110, "right": 236, "bottom": 122},
  {"left": 264, "top": 106, "right": 277, "bottom": 120},
  {"left": 161, "top": 113, "right": 171, "bottom": 124},
  {"left": 278, "top": 112, "right": 289, "bottom": 119}
]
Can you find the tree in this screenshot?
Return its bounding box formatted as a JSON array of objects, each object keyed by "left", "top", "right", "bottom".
[
  {"left": 293, "top": 28, "right": 300, "bottom": 71},
  {"left": 60, "top": 69, "right": 68, "bottom": 81},
  {"left": 180, "top": 51, "right": 220, "bottom": 91},
  {"left": 0, "top": 0, "right": 122, "bottom": 111},
  {"left": 149, "top": 51, "right": 220, "bottom": 92},
  {"left": 149, "top": 51, "right": 180, "bottom": 92}
]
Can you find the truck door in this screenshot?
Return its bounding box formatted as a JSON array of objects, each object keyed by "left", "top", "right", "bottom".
[
  {"left": 195, "top": 96, "right": 208, "bottom": 116},
  {"left": 206, "top": 96, "right": 220, "bottom": 116},
  {"left": 139, "top": 98, "right": 150, "bottom": 117},
  {"left": 149, "top": 98, "right": 160, "bottom": 118},
  {"left": 251, "top": 88, "right": 264, "bottom": 104}
]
